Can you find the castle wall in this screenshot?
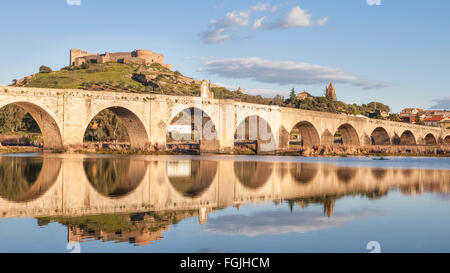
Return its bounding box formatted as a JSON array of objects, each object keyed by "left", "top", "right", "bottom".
[{"left": 70, "top": 49, "right": 171, "bottom": 69}]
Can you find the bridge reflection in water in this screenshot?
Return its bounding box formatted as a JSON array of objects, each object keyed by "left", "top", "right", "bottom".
[{"left": 0, "top": 154, "right": 449, "bottom": 246}]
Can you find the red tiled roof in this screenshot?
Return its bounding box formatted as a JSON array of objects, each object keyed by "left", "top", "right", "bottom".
[
  {"left": 401, "top": 108, "right": 423, "bottom": 113},
  {"left": 423, "top": 115, "right": 445, "bottom": 122}
]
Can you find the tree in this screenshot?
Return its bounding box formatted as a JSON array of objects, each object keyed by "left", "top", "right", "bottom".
[
  {"left": 415, "top": 113, "right": 424, "bottom": 125},
  {"left": 289, "top": 88, "right": 296, "bottom": 101},
  {"left": 271, "top": 94, "right": 284, "bottom": 106},
  {"left": 39, "top": 65, "right": 52, "bottom": 73}
]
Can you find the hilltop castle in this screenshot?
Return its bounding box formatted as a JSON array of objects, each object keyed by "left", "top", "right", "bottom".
[{"left": 69, "top": 49, "right": 172, "bottom": 70}]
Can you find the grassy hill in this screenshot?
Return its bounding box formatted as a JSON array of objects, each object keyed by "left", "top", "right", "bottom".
[{"left": 14, "top": 62, "right": 204, "bottom": 96}]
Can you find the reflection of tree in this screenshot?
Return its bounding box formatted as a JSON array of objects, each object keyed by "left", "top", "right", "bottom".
[
  {"left": 83, "top": 158, "right": 143, "bottom": 197},
  {"left": 289, "top": 163, "right": 318, "bottom": 184},
  {"left": 0, "top": 157, "right": 42, "bottom": 201},
  {"left": 234, "top": 161, "right": 273, "bottom": 189},
  {"left": 169, "top": 161, "right": 217, "bottom": 197}
]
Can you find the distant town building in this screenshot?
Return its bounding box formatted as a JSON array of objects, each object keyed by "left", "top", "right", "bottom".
[
  {"left": 424, "top": 110, "right": 450, "bottom": 116},
  {"left": 440, "top": 117, "right": 450, "bottom": 129},
  {"left": 423, "top": 115, "right": 446, "bottom": 127},
  {"left": 325, "top": 83, "right": 336, "bottom": 101},
  {"left": 400, "top": 108, "right": 424, "bottom": 123},
  {"left": 69, "top": 49, "right": 172, "bottom": 70},
  {"left": 296, "top": 90, "right": 313, "bottom": 100}
]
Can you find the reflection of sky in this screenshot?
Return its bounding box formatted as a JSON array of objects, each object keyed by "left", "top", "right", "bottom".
[
  {"left": 1, "top": 191, "right": 450, "bottom": 253},
  {"left": 205, "top": 208, "right": 380, "bottom": 236}
]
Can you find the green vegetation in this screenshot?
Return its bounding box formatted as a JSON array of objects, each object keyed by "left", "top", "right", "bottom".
[
  {"left": 84, "top": 109, "right": 128, "bottom": 142},
  {"left": 39, "top": 65, "right": 52, "bottom": 73},
  {"left": 0, "top": 104, "right": 40, "bottom": 134}
]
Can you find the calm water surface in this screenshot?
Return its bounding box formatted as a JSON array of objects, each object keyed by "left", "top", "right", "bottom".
[{"left": 0, "top": 153, "right": 449, "bottom": 253}]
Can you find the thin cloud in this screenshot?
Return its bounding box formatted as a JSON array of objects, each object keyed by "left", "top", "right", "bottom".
[
  {"left": 367, "top": 0, "right": 382, "bottom": 6},
  {"left": 256, "top": 6, "right": 327, "bottom": 29},
  {"left": 253, "top": 16, "right": 267, "bottom": 29},
  {"left": 250, "top": 3, "right": 270, "bottom": 12},
  {"left": 203, "top": 57, "right": 391, "bottom": 90},
  {"left": 66, "top": 0, "right": 81, "bottom": 6},
  {"left": 431, "top": 97, "right": 450, "bottom": 109},
  {"left": 317, "top": 16, "right": 329, "bottom": 26},
  {"left": 200, "top": 10, "right": 251, "bottom": 43}
]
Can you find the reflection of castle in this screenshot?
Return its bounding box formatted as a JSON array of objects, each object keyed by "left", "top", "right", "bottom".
[
  {"left": 59, "top": 208, "right": 214, "bottom": 246},
  {"left": 68, "top": 225, "right": 168, "bottom": 246}
]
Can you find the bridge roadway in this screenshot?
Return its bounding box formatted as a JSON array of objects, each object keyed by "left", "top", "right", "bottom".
[{"left": 0, "top": 86, "right": 449, "bottom": 152}]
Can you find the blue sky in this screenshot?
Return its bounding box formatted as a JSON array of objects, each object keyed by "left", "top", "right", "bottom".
[{"left": 0, "top": 0, "right": 449, "bottom": 112}]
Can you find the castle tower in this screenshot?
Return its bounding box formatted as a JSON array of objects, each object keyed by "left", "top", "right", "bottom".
[
  {"left": 325, "top": 82, "right": 336, "bottom": 101},
  {"left": 69, "top": 49, "right": 88, "bottom": 66}
]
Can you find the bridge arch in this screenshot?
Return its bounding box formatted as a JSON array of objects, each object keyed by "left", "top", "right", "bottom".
[
  {"left": 424, "top": 133, "right": 437, "bottom": 145},
  {"left": 288, "top": 121, "right": 320, "bottom": 148},
  {"left": 444, "top": 135, "right": 450, "bottom": 145},
  {"left": 399, "top": 130, "right": 416, "bottom": 145},
  {"left": 85, "top": 106, "right": 149, "bottom": 149},
  {"left": 167, "top": 107, "right": 218, "bottom": 150},
  {"left": 334, "top": 123, "right": 360, "bottom": 146},
  {"left": 370, "top": 127, "right": 391, "bottom": 145},
  {"left": 234, "top": 115, "right": 275, "bottom": 152},
  {"left": 0, "top": 102, "right": 63, "bottom": 149}
]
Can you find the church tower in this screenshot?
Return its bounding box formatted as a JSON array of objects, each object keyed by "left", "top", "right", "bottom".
[{"left": 325, "top": 82, "right": 336, "bottom": 101}]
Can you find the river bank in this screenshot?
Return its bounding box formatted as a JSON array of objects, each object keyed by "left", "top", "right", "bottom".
[{"left": 1, "top": 143, "right": 449, "bottom": 157}]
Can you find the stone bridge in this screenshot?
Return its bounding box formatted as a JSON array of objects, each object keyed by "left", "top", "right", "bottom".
[
  {"left": 0, "top": 154, "right": 449, "bottom": 220},
  {"left": 1, "top": 86, "right": 449, "bottom": 152}
]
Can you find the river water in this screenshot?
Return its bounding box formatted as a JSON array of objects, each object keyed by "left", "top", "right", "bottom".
[{"left": 0, "top": 153, "right": 449, "bottom": 253}]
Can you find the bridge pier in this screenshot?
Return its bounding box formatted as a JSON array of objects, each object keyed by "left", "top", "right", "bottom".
[{"left": 200, "top": 140, "right": 234, "bottom": 153}]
